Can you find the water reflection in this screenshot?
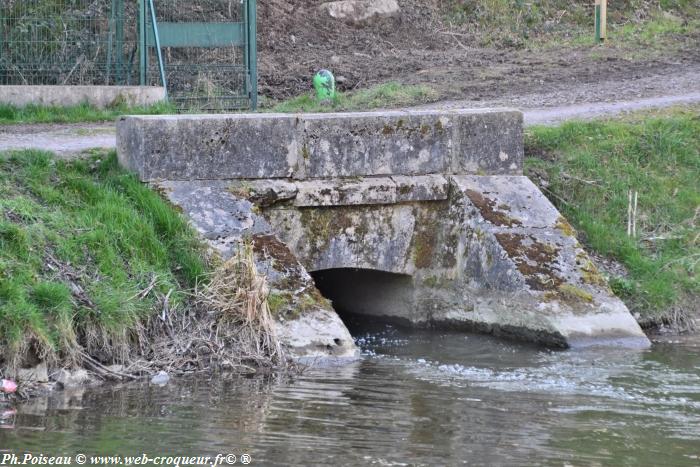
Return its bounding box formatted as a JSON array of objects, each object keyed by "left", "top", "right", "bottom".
[{"left": 1, "top": 327, "right": 699, "bottom": 466}]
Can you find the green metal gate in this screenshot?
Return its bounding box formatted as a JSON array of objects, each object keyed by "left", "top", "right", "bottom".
[
  {"left": 0, "top": 0, "right": 257, "bottom": 111},
  {"left": 142, "top": 0, "right": 257, "bottom": 111}
]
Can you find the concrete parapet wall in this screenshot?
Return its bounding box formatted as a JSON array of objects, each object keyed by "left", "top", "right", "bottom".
[
  {"left": 117, "top": 109, "right": 523, "bottom": 182},
  {"left": 0, "top": 85, "right": 166, "bottom": 109}
]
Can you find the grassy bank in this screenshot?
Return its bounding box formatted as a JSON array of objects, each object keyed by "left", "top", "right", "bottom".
[
  {"left": 268, "top": 82, "right": 439, "bottom": 113},
  {"left": 0, "top": 150, "right": 207, "bottom": 369},
  {"left": 0, "top": 101, "right": 175, "bottom": 125},
  {"left": 441, "top": 0, "right": 699, "bottom": 49},
  {"left": 0, "top": 83, "right": 439, "bottom": 120},
  {"left": 525, "top": 108, "right": 699, "bottom": 326}
]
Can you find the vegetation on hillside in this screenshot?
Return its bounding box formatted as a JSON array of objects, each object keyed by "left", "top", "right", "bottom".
[
  {"left": 270, "top": 82, "right": 438, "bottom": 113},
  {"left": 441, "top": 0, "right": 699, "bottom": 48},
  {"left": 525, "top": 107, "right": 699, "bottom": 327},
  {"left": 264, "top": 0, "right": 698, "bottom": 109}
]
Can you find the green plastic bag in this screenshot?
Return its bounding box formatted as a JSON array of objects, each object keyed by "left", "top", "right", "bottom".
[{"left": 313, "top": 69, "right": 336, "bottom": 103}]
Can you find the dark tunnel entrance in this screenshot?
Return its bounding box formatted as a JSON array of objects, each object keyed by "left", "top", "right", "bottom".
[{"left": 310, "top": 268, "right": 416, "bottom": 333}]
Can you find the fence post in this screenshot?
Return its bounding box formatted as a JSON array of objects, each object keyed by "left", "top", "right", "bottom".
[
  {"left": 115, "top": 0, "right": 124, "bottom": 83},
  {"left": 595, "top": 0, "right": 607, "bottom": 42},
  {"left": 148, "top": 0, "right": 168, "bottom": 96},
  {"left": 139, "top": 0, "right": 147, "bottom": 85},
  {"left": 243, "top": 0, "right": 249, "bottom": 106},
  {"left": 107, "top": 0, "right": 115, "bottom": 84},
  {"left": 248, "top": 0, "right": 258, "bottom": 110}
]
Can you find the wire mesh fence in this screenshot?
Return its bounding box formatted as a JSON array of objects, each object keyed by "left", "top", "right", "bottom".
[
  {"left": 0, "top": 0, "right": 139, "bottom": 86},
  {"left": 0, "top": 0, "right": 256, "bottom": 111}
]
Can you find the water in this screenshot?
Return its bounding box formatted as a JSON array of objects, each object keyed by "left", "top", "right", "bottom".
[{"left": 2, "top": 323, "right": 700, "bottom": 466}]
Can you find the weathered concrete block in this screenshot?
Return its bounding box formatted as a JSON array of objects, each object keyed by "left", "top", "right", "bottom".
[
  {"left": 392, "top": 175, "right": 449, "bottom": 203},
  {"left": 299, "top": 110, "right": 453, "bottom": 177},
  {"left": 274, "top": 309, "right": 358, "bottom": 360},
  {"left": 0, "top": 85, "right": 165, "bottom": 109},
  {"left": 117, "top": 109, "right": 523, "bottom": 181},
  {"left": 293, "top": 175, "right": 448, "bottom": 207},
  {"left": 449, "top": 175, "right": 650, "bottom": 348},
  {"left": 152, "top": 180, "right": 359, "bottom": 361},
  {"left": 223, "top": 175, "right": 448, "bottom": 208},
  {"left": 452, "top": 110, "right": 523, "bottom": 175},
  {"left": 457, "top": 175, "right": 561, "bottom": 228},
  {"left": 265, "top": 203, "right": 433, "bottom": 275},
  {"left": 154, "top": 180, "right": 270, "bottom": 257},
  {"left": 294, "top": 178, "right": 398, "bottom": 207},
  {"left": 118, "top": 114, "right": 300, "bottom": 181}
]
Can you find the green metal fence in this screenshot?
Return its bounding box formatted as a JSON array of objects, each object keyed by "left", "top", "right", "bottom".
[
  {"left": 0, "top": 0, "right": 138, "bottom": 86},
  {"left": 0, "top": 0, "right": 257, "bottom": 111}
]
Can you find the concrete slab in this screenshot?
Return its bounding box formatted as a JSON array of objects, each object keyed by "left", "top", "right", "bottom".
[
  {"left": 0, "top": 85, "right": 165, "bottom": 108},
  {"left": 117, "top": 109, "right": 523, "bottom": 181},
  {"left": 225, "top": 175, "right": 449, "bottom": 207},
  {"left": 452, "top": 110, "right": 524, "bottom": 174},
  {"left": 293, "top": 175, "right": 448, "bottom": 207},
  {"left": 299, "top": 111, "right": 453, "bottom": 177},
  {"left": 118, "top": 114, "right": 300, "bottom": 181}
]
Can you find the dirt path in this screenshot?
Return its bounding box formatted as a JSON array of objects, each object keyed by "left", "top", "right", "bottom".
[
  {"left": 522, "top": 93, "right": 700, "bottom": 125},
  {"left": 419, "top": 64, "right": 700, "bottom": 124},
  {"left": 0, "top": 123, "right": 115, "bottom": 158},
  {"left": 1, "top": 67, "right": 698, "bottom": 157}
]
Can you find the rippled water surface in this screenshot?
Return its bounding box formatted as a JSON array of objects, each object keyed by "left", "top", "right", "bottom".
[{"left": 2, "top": 324, "right": 700, "bottom": 466}]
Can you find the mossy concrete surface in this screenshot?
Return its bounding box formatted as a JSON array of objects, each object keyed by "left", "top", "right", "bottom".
[
  {"left": 155, "top": 172, "right": 649, "bottom": 349},
  {"left": 154, "top": 179, "right": 358, "bottom": 361}
]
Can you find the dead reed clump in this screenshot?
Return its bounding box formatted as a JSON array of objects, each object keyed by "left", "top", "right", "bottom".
[
  {"left": 194, "top": 242, "right": 286, "bottom": 368},
  {"left": 70, "top": 242, "right": 288, "bottom": 381}
]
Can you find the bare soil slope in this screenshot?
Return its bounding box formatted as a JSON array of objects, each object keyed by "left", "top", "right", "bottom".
[{"left": 257, "top": 0, "right": 700, "bottom": 103}]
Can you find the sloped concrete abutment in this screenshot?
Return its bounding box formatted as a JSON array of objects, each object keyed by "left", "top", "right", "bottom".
[{"left": 117, "top": 109, "right": 651, "bottom": 360}]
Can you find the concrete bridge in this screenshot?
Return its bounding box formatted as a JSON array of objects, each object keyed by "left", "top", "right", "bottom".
[{"left": 117, "top": 109, "right": 650, "bottom": 359}]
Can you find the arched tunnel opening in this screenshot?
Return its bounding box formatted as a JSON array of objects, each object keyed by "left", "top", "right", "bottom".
[{"left": 310, "top": 268, "right": 416, "bottom": 334}]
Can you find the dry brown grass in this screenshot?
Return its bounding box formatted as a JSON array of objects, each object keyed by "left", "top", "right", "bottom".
[
  {"left": 116, "top": 241, "right": 287, "bottom": 379},
  {"left": 196, "top": 242, "right": 284, "bottom": 366}
]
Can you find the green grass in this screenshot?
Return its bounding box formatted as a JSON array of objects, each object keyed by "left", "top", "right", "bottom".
[
  {"left": 442, "top": 0, "right": 699, "bottom": 49},
  {"left": 2, "top": 83, "right": 439, "bottom": 122},
  {"left": 525, "top": 108, "right": 699, "bottom": 322},
  {"left": 531, "top": 11, "right": 699, "bottom": 55},
  {"left": 443, "top": 0, "right": 588, "bottom": 45},
  {"left": 0, "top": 150, "right": 207, "bottom": 368},
  {"left": 564, "top": 11, "right": 699, "bottom": 59},
  {"left": 268, "top": 82, "right": 439, "bottom": 113},
  {"left": 0, "top": 101, "right": 176, "bottom": 125}
]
